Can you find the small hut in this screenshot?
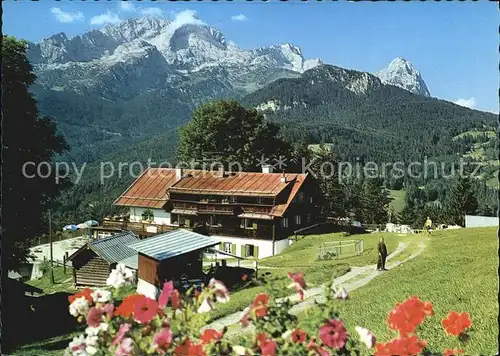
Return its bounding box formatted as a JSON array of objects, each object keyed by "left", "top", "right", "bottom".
[
  {"left": 68, "top": 231, "right": 140, "bottom": 287},
  {"left": 127, "top": 229, "right": 219, "bottom": 298}
]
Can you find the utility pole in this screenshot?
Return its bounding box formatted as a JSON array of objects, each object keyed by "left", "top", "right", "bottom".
[{"left": 49, "top": 208, "right": 55, "bottom": 284}]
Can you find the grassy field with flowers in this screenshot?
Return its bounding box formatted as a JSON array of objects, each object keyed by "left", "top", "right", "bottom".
[{"left": 298, "top": 227, "right": 498, "bottom": 355}]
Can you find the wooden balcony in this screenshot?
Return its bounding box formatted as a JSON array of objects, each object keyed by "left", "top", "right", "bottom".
[
  {"left": 101, "top": 219, "right": 176, "bottom": 237},
  {"left": 206, "top": 224, "right": 273, "bottom": 240}
]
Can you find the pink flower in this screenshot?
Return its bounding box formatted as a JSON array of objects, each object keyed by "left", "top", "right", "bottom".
[
  {"left": 334, "top": 286, "right": 349, "bottom": 300},
  {"left": 355, "top": 326, "right": 376, "bottom": 348},
  {"left": 134, "top": 297, "right": 158, "bottom": 324},
  {"left": 256, "top": 333, "right": 276, "bottom": 356},
  {"left": 319, "top": 319, "right": 349, "bottom": 349},
  {"left": 197, "top": 297, "right": 216, "bottom": 313},
  {"left": 288, "top": 272, "right": 307, "bottom": 300},
  {"left": 209, "top": 278, "right": 230, "bottom": 303},
  {"left": 86, "top": 307, "right": 104, "bottom": 328},
  {"left": 153, "top": 327, "right": 173, "bottom": 354},
  {"left": 158, "top": 281, "right": 174, "bottom": 309},
  {"left": 112, "top": 323, "right": 131, "bottom": 346},
  {"left": 171, "top": 289, "right": 181, "bottom": 309},
  {"left": 115, "top": 337, "right": 134, "bottom": 356},
  {"left": 307, "top": 340, "right": 330, "bottom": 356},
  {"left": 103, "top": 303, "right": 114, "bottom": 319}
]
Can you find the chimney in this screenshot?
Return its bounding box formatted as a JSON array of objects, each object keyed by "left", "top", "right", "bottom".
[
  {"left": 280, "top": 172, "right": 287, "bottom": 183},
  {"left": 218, "top": 166, "right": 225, "bottom": 178},
  {"left": 175, "top": 167, "right": 184, "bottom": 179},
  {"left": 262, "top": 165, "right": 273, "bottom": 174}
]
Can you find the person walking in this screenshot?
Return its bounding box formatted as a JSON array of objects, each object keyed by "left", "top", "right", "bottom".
[
  {"left": 424, "top": 217, "right": 432, "bottom": 235},
  {"left": 377, "top": 237, "right": 388, "bottom": 271}
]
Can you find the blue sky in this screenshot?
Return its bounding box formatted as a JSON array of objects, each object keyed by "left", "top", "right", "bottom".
[{"left": 4, "top": 1, "right": 498, "bottom": 113}]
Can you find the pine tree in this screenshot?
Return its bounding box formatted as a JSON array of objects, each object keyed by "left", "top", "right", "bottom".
[{"left": 444, "top": 177, "right": 479, "bottom": 226}]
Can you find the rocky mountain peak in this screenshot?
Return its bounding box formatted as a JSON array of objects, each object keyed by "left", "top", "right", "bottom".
[{"left": 376, "top": 57, "right": 430, "bottom": 97}]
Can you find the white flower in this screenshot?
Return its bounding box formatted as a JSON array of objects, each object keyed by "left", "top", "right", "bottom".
[
  {"left": 69, "top": 297, "right": 89, "bottom": 317},
  {"left": 107, "top": 264, "right": 135, "bottom": 288},
  {"left": 85, "top": 322, "right": 108, "bottom": 337},
  {"left": 232, "top": 345, "right": 251, "bottom": 355},
  {"left": 355, "top": 326, "right": 376, "bottom": 348},
  {"left": 66, "top": 334, "right": 88, "bottom": 356},
  {"left": 90, "top": 289, "right": 111, "bottom": 303},
  {"left": 197, "top": 297, "right": 216, "bottom": 313},
  {"left": 281, "top": 329, "right": 293, "bottom": 340},
  {"left": 334, "top": 286, "right": 349, "bottom": 300},
  {"left": 209, "top": 278, "right": 230, "bottom": 303}
]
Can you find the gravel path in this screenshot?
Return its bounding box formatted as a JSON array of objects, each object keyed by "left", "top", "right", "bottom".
[{"left": 202, "top": 240, "right": 426, "bottom": 337}]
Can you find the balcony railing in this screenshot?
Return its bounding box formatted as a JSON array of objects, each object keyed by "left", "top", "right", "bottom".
[
  {"left": 101, "top": 219, "right": 175, "bottom": 237},
  {"left": 207, "top": 224, "right": 273, "bottom": 239}
]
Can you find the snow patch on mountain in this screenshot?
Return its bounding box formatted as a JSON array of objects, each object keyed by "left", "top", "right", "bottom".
[{"left": 376, "top": 57, "right": 430, "bottom": 97}]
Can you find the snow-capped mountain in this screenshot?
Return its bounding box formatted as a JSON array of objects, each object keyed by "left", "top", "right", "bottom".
[
  {"left": 27, "top": 16, "right": 321, "bottom": 97},
  {"left": 376, "top": 57, "right": 430, "bottom": 97}
]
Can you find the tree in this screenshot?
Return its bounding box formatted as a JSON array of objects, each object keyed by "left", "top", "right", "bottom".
[
  {"left": 2, "top": 36, "right": 70, "bottom": 271},
  {"left": 178, "top": 100, "right": 293, "bottom": 171},
  {"left": 361, "top": 179, "right": 392, "bottom": 225},
  {"left": 444, "top": 177, "right": 478, "bottom": 226}
]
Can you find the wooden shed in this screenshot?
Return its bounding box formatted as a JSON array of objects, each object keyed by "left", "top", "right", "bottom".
[
  {"left": 127, "top": 229, "right": 219, "bottom": 290},
  {"left": 68, "top": 231, "right": 140, "bottom": 287}
]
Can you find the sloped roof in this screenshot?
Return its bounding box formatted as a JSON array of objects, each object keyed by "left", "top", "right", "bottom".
[
  {"left": 89, "top": 231, "right": 140, "bottom": 264},
  {"left": 113, "top": 168, "right": 309, "bottom": 216},
  {"left": 127, "top": 229, "right": 219, "bottom": 261}
]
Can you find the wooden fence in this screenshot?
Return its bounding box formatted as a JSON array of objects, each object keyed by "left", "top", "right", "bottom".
[{"left": 316, "top": 239, "right": 364, "bottom": 260}]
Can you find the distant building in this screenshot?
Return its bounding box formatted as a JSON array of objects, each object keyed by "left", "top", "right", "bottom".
[
  {"left": 464, "top": 215, "right": 498, "bottom": 228},
  {"left": 112, "top": 166, "right": 322, "bottom": 259}
]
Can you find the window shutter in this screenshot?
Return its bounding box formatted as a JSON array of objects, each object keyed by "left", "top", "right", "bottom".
[
  {"left": 241, "top": 245, "right": 245, "bottom": 258},
  {"left": 254, "top": 246, "right": 259, "bottom": 259},
  {"left": 219, "top": 242, "right": 223, "bottom": 251},
  {"left": 231, "top": 243, "right": 236, "bottom": 255}
]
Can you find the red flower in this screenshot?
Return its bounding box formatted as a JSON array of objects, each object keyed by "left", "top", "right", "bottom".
[
  {"left": 251, "top": 293, "right": 269, "bottom": 318},
  {"left": 171, "top": 289, "right": 181, "bottom": 310},
  {"left": 375, "top": 335, "right": 427, "bottom": 356},
  {"left": 291, "top": 329, "right": 308, "bottom": 343},
  {"left": 288, "top": 272, "right": 307, "bottom": 289},
  {"left": 86, "top": 307, "right": 104, "bottom": 328},
  {"left": 319, "top": 319, "right": 349, "bottom": 349},
  {"left": 443, "top": 349, "right": 465, "bottom": 356},
  {"left": 388, "top": 296, "right": 434, "bottom": 336},
  {"left": 442, "top": 311, "right": 472, "bottom": 336},
  {"left": 158, "top": 281, "right": 174, "bottom": 309},
  {"left": 115, "top": 294, "right": 143, "bottom": 318},
  {"left": 200, "top": 329, "right": 223, "bottom": 345},
  {"left": 174, "top": 339, "right": 205, "bottom": 356},
  {"left": 306, "top": 339, "right": 330, "bottom": 356},
  {"left": 256, "top": 333, "right": 276, "bottom": 356},
  {"left": 134, "top": 296, "right": 158, "bottom": 324},
  {"left": 241, "top": 274, "right": 248, "bottom": 281},
  {"left": 69, "top": 288, "right": 93, "bottom": 304}
]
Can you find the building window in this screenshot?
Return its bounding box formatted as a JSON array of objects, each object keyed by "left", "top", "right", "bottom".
[
  {"left": 282, "top": 218, "right": 289, "bottom": 228},
  {"left": 257, "top": 197, "right": 264, "bottom": 204},
  {"left": 309, "top": 196, "right": 313, "bottom": 203},
  {"left": 240, "top": 219, "right": 254, "bottom": 229},
  {"left": 296, "top": 215, "right": 302, "bottom": 225},
  {"left": 210, "top": 216, "right": 222, "bottom": 227},
  {"left": 224, "top": 242, "right": 232, "bottom": 254},
  {"left": 298, "top": 192, "right": 305, "bottom": 202},
  {"left": 307, "top": 213, "right": 312, "bottom": 223},
  {"left": 179, "top": 215, "right": 186, "bottom": 226},
  {"left": 245, "top": 244, "right": 255, "bottom": 257},
  {"left": 230, "top": 196, "right": 237, "bottom": 203}
]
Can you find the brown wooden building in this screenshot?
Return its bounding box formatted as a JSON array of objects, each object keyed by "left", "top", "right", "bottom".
[
  {"left": 127, "top": 229, "right": 219, "bottom": 295},
  {"left": 68, "top": 231, "right": 140, "bottom": 287},
  {"left": 113, "top": 166, "right": 323, "bottom": 259}
]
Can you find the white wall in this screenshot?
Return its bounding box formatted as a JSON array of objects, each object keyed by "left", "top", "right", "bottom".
[
  {"left": 210, "top": 235, "right": 290, "bottom": 259},
  {"left": 465, "top": 215, "right": 498, "bottom": 228},
  {"left": 129, "top": 207, "right": 171, "bottom": 225}
]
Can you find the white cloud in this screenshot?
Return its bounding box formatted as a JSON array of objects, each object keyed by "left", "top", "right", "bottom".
[
  {"left": 170, "top": 9, "right": 205, "bottom": 30},
  {"left": 141, "top": 7, "right": 163, "bottom": 17},
  {"left": 231, "top": 14, "right": 247, "bottom": 22},
  {"left": 120, "top": 2, "right": 136, "bottom": 12},
  {"left": 454, "top": 97, "right": 476, "bottom": 109},
  {"left": 90, "top": 11, "right": 121, "bottom": 26},
  {"left": 51, "top": 7, "right": 85, "bottom": 23}
]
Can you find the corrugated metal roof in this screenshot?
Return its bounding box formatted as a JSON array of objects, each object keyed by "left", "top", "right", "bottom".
[
  {"left": 127, "top": 229, "right": 219, "bottom": 261},
  {"left": 89, "top": 231, "right": 140, "bottom": 264},
  {"left": 118, "top": 255, "right": 138, "bottom": 270}
]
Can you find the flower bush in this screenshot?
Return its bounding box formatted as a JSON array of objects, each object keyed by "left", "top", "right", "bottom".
[{"left": 65, "top": 264, "right": 472, "bottom": 355}]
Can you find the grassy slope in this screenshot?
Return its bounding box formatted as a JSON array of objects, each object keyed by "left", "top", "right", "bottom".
[
  {"left": 210, "top": 232, "right": 410, "bottom": 321},
  {"left": 26, "top": 266, "right": 77, "bottom": 295},
  {"left": 389, "top": 189, "right": 406, "bottom": 213},
  {"left": 298, "top": 227, "right": 498, "bottom": 355}
]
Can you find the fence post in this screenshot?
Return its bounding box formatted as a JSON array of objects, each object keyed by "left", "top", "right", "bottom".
[{"left": 63, "top": 255, "right": 66, "bottom": 274}]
